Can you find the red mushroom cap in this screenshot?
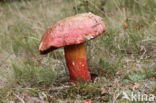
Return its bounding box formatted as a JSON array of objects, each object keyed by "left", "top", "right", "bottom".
[{"left": 39, "top": 12, "right": 106, "bottom": 54}]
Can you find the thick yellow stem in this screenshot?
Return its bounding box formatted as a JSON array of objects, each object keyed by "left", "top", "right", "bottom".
[{"left": 64, "top": 43, "right": 91, "bottom": 82}]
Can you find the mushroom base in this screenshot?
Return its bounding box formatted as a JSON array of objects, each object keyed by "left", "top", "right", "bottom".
[{"left": 64, "top": 43, "right": 91, "bottom": 82}]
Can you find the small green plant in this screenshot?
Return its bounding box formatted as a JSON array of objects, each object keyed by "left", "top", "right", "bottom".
[
  {"left": 123, "top": 68, "right": 156, "bottom": 83},
  {"left": 99, "top": 59, "right": 117, "bottom": 73},
  {"left": 60, "top": 82, "right": 101, "bottom": 100}
]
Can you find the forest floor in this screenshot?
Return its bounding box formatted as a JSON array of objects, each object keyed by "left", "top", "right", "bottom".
[{"left": 0, "top": 0, "right": 155, "bottom": 103}]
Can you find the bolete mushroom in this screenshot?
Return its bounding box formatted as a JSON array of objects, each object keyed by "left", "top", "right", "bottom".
[{"left": 39, "top": 12, "right": 106, "bottom": 82}]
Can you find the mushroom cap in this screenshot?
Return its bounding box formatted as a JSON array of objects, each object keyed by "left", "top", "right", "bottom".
[{"left": 39, "top": 12, "right": 106, "bottom": 54}]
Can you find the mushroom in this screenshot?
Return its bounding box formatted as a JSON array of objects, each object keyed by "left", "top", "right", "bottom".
[{"left": 39, "top": 13, "right": 106, "bottom": 82}]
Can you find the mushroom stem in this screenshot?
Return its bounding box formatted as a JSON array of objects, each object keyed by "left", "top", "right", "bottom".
[{"left": 64, "top": 43, "right": 91, "bottom": 82}]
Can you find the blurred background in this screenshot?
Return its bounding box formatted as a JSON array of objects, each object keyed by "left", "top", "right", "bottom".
[{"left": 0, "top": 0, "right": 155, "bottom": 102}]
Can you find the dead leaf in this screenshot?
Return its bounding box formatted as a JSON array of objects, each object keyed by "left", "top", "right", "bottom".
[
  {"left": 136, "top": 23, "right": 144, "bottom": 30},
  {"left": 124, "top": 22, "right": 128, "bottom": 29},
  {"left": 150, "top": 76, "right": 156, "bottom": 80},
  {"left": 131, "top": 83, "right": 140, "bottom": 91},
  {"left": 104, "top": 32, "right": 109, "bottom": 36},
  {"left": 82, "top": 99, "right": 93, "bottom": 103},
  {"left": 140, "top": 45, "right": 146, "bottom": 52}
]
